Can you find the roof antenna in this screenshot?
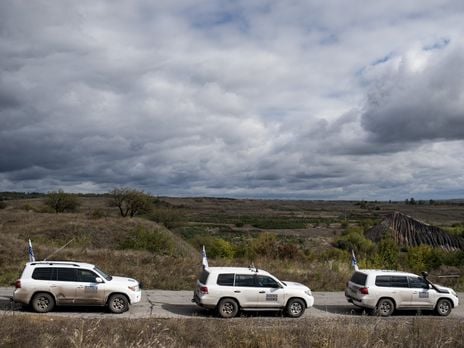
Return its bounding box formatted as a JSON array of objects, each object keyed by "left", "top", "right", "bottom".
[{"left": 43, "top": 238, "right": 75, "bottom": 261}]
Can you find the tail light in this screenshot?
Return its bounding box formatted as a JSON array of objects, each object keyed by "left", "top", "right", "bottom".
[
  {"left": 15, "top": 280, "right": 21, "bottom": 289},
  {"left": 359, "top": 287, "right": 369, "bottom": 295},
  {"left": 199, "top": 286, "right": 208, "bottom": 295}
]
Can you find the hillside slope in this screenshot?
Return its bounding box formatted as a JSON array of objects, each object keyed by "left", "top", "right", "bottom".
[{"left": 365, "top": 212, "right": 464, "bottom": 251}]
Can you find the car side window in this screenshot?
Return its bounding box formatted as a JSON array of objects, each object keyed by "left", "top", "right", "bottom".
[
  {"left": 235, "top": 274, "right": 256, "bottom": 287},
  {"left": 56, "top": 268, "right": 77, "bottom": 282},
  {"left": 390, "top": 276, "right": 409, "bottom": 288},
  {"left": 32, "top": 267, "right": 53, "bottom": 280},
  {"left": 77, "top": 269, "right": 99, "bottom": 283},
  {"left": 217, "top": 273, "right": 235, "bottom": 286},
  {"left": 408, "top": 276, "right": 429, "bottom": 289},
  {"left": 375, "top": 275, "right": 408, "bottom": 288},
  {"left": 256, "top": 275, "right": 280, "bottom": 288}
]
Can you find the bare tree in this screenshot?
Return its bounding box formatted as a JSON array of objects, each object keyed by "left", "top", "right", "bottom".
[
  {"left": 46, "top": 189, "right": 80, "bottom": 213},
  {"left": 108, "top": 188, "right": 152, "bottom": 217}
]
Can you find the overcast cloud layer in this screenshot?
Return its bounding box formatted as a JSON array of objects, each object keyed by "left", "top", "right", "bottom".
[{"left": 1, "top": 1, "right": 464, "bottom": 200}]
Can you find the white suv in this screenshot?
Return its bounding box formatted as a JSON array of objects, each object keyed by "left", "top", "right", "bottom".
[
  {"left": 14, "top": 261, "right": 142, "bottom": 313},
  {"left": 192, "top": 266, "right": 314, "bottom": 318},
  {"left": 345, "top": 269, "right": 459, "bottom": 316}
]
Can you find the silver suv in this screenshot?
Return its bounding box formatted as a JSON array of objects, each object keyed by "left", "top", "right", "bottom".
[
  {"left": 14, "top": 261, "right": 142, "bottom": 313},
  {"left": 192, "top": 266, "right": 314, "bottom": 318},
  {"left": 345, "top": 269, "right": 459, "bottom": 316}
]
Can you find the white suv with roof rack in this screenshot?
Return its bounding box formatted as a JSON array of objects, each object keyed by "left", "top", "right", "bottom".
[
  {"left": 345, "top": 269, "right": 459, "bottom": 316},
  {"left": 192, "top": 266, "right": 314, "bottom": 318},
  {"left": 14, "top": 261, "right": 142, "bottom": 313}
]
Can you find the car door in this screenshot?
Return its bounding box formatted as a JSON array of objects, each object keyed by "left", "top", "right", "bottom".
[
  {"left": 233, "top": 274, "right": 260, "bottom": 307},
  {"left": 375, "top": 275, "right": 410, "bottom": 308},
  {"left": 74, "top": 269, "right": 107, "bottom": 305},
  {"left": 407, "top": 276, "right": 434, "bottom": 309},
  {"left": 255, "top": 275, "right": 285, "bottom": 308},
  {"left": 51, "top": 268, "right": 78, "bottom": 305}
]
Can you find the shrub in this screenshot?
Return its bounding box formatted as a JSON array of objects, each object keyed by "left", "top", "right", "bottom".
[
  {"left": 119, "top": 225, "right": 175, "bottom": 255},
  {"left": 149, "top": 207, "right": 182, "bottom": 229},
  {"left": 190, "top": 236, "right": 236, "bottom": 259},
  {"left": 46, "top": 190, "right": 80, "bottom": 213},
  {"left": 0, "top": 201, "right": 6, "bottom": 209}
]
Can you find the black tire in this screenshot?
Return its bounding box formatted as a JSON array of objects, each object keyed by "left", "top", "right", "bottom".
[
  {"left": 108, "top": 294, "right": 129, "bottom": 314},
  {"left": 31, "top": 293, "right": 55, "bottom": 313},
  {"left": 285, "top": 298, "right": 305, "bottom": 318},
  {"left": 217, "top": 298, "right": 239, "bottom": 318},
  {"left": 376, "top": 298, "right": 395, "bottom": 317},
  {"left": 435, "top": 298, "right": 452, "bottom": 316}
]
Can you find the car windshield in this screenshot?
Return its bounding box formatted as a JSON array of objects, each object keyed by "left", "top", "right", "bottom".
[{"left": 94, "top": 266, "right": 112, "bottom": 281}]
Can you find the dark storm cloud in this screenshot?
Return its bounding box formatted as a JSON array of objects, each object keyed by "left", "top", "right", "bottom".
[{"left": 361, "top": 46, "right": 464, "bottom": 145}]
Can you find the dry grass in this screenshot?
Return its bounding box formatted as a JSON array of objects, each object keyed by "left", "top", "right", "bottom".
[
  {"left": 0, "top": 315, "right": 463, "bottom": 348},
  {"left": 1, "top": 196, "right": 464, "bottom": 290}
]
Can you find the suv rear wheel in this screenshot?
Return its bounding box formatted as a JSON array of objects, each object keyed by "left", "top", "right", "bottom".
[
  {"left": 217, "top": 298, "right": 239, "bottom": 318},
  {"left": 286, "top": 298, "right": 305, "bottom": 318},
  {"left": 375, "top": 298, "right": 395, "bottom": 317},
  {"left": 435, "top": 298, "right": 452, "bottom": 316},
  {"left": 31, "top": 292, "right": 55, "bottom": 313}
]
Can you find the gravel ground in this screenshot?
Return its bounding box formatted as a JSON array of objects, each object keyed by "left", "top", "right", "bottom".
[{"left": 1, "top": 287, "right": 462, "bottom": 319}]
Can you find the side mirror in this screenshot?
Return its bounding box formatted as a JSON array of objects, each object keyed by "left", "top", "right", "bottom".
[{"left": 95, "top": 277, "right": 103, "bottom": 283}]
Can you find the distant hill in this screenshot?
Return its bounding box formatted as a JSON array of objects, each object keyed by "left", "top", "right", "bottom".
[{"left": 365, "top": 212, "right": 464, "bottom": 251}]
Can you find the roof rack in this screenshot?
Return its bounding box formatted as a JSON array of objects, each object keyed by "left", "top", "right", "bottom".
[{"left": 30, "top": 261, "right": 82, "bottom": 267}]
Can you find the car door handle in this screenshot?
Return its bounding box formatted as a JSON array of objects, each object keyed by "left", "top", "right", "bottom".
[
  {"left": 50, "top": 285, "right": 57, "bottom": 288},
  {"left": 234, "top": 290, "right": 241, "bottom": 293},
  {"left": 259, "top": 291, "right": 265, "bottom": 294},
  {"left": 77, "top": 286, "right": 84, "bottom": 289}
]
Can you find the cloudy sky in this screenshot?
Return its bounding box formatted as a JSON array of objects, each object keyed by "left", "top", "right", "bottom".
[{"left": 1, "top": 1, "right": 464, "bottom": 200}]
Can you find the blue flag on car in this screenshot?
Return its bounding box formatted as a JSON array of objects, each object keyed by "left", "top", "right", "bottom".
[{"left": 351, "top": 249, "right": 359, "bottom": 271}]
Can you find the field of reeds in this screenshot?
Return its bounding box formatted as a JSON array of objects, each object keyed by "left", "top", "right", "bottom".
[{"left": 0, "top": 315, "right": 463, "bottom": 348}]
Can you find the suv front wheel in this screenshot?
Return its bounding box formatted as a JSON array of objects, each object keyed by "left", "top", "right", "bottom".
[
  {"left": 435, "top": 298, "right": 452, "bottom": 316},
  {"left": 108, "top": 294, "right": 129, "bottom": 313},
  {"left": 217, "top": 298, "right": 239, "bottom": 318},
  {"left": 285, "top": 298, "right": 305, "bottom": 318},
  {"left": 31, "top": 292, "right": 55, "bottom": 313}
]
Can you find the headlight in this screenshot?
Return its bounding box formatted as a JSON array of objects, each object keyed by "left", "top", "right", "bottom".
[
  {"left": 128, "top": 285, "right": 139, "bottom": 292},
  {"left": 304, "top": 289, "right": 312, "bottom": 296}
]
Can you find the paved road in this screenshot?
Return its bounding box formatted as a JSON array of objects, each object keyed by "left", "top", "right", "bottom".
[{"left": 0, "top": 288, "right": 462, "bottom": 319}]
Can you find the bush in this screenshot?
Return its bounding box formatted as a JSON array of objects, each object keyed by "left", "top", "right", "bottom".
[
  {"left": 190, "top": 236, "right": 236, "bottom": 259},
  {"left": 149, "top": 207, "right": 182, "bottom": 229},
  {"left": 119, "top": 225, "right": 175, "bottom": 255},
  {"left": 0, "top": 201, "right": 6, "bottom": 210},
  {"left": 335, "top": 230, "right": 374, "bottom": 254},
  {"left": 46, "top": 190, "right": 80, "bottom": 213}
]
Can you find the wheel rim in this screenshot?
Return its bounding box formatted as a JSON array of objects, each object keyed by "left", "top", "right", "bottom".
[
  {"left": 111, "top": 297, "right": 126, "bottom": 311},
  {"left": 379, "top": 301, "right": 392, "bottom": 315},
  {"left": 289, "top": 302, "right": 303, "bottom": 315},
  {"left": 37, "top": 296, "right": 50, "bottom": 310},
  {"left": 221, "top": 302, "right": 234, "bottom": 315},
  {"left": 438, "top": 301, "right": 450, "bottom": 314}
]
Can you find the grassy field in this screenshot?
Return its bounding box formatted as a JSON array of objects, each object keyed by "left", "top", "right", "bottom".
[
  {"left": 1, "top": 315, "right": 463, "bottom": 347},
  {"left": 1, "top": 195, "right": 464, "bottom": 347},
  {"left": 0, "top": 195, "right": 464, "bottom": 291}
]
